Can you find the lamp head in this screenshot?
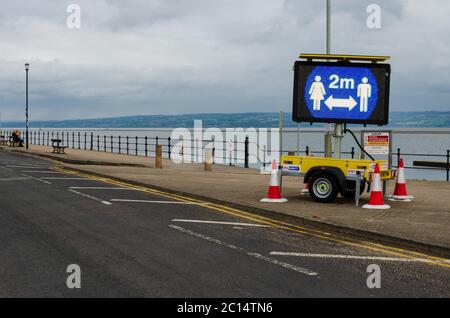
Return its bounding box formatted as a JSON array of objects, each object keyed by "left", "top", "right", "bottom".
[{"left": 25, "top": 63, "right": 30, "bottom": 71}]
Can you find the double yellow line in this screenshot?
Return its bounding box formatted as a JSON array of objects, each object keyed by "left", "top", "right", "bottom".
[{"left": 54, "top": 166, "right": 450, "bottom": 269}]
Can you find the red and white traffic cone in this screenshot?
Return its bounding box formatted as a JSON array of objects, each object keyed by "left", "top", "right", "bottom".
[
  {"left": 388, "top": 158, "right": 413, "bottom": 202},
  {"left": 363, "top": 164, "right": 390, "bottom": 210},
  {"left": 261, "top": 160, "right": 288, "bottom": 203},
  {"left": 301, "top": 183, "right": 309, "bottom": 195}
]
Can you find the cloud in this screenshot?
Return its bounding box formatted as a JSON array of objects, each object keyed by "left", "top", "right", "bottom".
[{"left": 0, "top": 0, "right": 449, "bottom": 121}]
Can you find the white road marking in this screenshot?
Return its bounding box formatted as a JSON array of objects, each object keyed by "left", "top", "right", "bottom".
[
  {"left": 172, "top": 219, "right": 271, "bottom": 228},
  {"left": 248, "top": 253, "right": 318, "bottom": 276},
  {"left": 42, "top": 177, "right": 90, "bottom": 180},
  {"left": 21, "top": 171, "right": 63, "bottom": 174},
  {"left": 269, "top": 252, "right": 450, "bottom": 264},
  {"left": 69, "top": 187, "right": 136, "bottom": 190},
  {"left": 0, "top": 165, "right": 13, "bottom": 171},
  {"left": 169, "top": 225, "right": 318, "bottom": 276},
  {"left": 21, "top": 174, "right": 52, "bottom": 184},
  {"left": 111, "top": 199, "right": 198, "bottom": 204},
  {"left": 0, "top": 177, "right": 30, "bottom": 181},
  {"left": 68, "top": 189, "right": 112, "bottom": 205},
  {"left": 170, "top": 225, "right": 242, "bottom": 251},
  {"left": 7, "top": 165, "right": 49, "bottom": 168}
]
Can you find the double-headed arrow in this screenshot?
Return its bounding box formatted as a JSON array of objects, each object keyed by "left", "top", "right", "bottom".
[{"left": 324, "top": 95, "right": 358, "bottom": 111}]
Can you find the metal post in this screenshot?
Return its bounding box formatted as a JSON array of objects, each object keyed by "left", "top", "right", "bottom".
[
  {"left": 168, "top": 137, "right": 172, "bottom": 159},
  {"left": 279, "top": 111, "right": 283, "bottom": 164},
  {"left": 244, "top": 136, "right": 249, "bottom": 168},
  {"left": 324, "top": 0, "right": 333, "bottom": 158},
  {"left": 145, "top": 136, "right": 148, "bottom": 157},
  {"left": 135, "top": 136, "right": 138, "bottom": 156},
  {"left": 279, "top": 111, "right": 284, "bottom": 191},
  {"left": 25, "top": 64, "right": 29, "bottom": 149},
  {"left": 263, "top": 145, "right": 267, "bottom": 169},
  {"left": 447, "top": 150, "right": 449, "bottom": 182},
  {"left": 234, "top": 139, "right": 237, "bottom": 165},
  {"left": 90, "top": 132, "right": 94, "bottom": 151},
  {"left": 326, "top": 0, "right": 331, "bottom": 54},
  {"left": 333, "top": 124, "right": 344, "bottom": 158},
  {"left": 297, "top": 122, "right": 300, "bottom": 155},
  {"left": 355, "top": 171, "right": 361, "bottom": 207}
]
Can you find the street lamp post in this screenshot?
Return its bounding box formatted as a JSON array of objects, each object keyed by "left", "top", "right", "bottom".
[{"left": 25, "top": 63, "right": 29, "bottom": 149}]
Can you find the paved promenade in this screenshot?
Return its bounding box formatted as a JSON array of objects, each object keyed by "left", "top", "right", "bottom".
[{"left": 4, "top": 145, "right": 450, "bottom": 253}]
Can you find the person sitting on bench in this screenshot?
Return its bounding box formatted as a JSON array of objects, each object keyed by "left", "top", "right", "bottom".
[{"left": 11, "top": 130, "right": 24, "bottom": 147}]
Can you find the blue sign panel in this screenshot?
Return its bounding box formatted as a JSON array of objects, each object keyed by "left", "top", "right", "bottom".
[{"left": 293, "top": 62, "right": 391, "bottom": 125}]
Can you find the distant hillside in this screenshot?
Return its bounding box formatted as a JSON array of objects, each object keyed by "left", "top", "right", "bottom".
[{"left": 2, "top": 112, "right": 450, "bottom": 128}]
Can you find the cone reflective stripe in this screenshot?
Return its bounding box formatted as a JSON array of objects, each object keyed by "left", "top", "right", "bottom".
[
  {"left": 261, "top": 160, "right": 288, "bottom": 203},
  {"left": 363, "top": 164, "right": 390, "bottom": 210},
  {"left": 389, "top": 159, "right": 413, "bottom": 202}
]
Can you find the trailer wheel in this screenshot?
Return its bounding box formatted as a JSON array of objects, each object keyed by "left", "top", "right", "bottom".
[
  {"left": 309, "top": 172, "right": 339, "bottom": 203},
  {"left": 344, "top": 180, "right": 366, "bottom": 199}
]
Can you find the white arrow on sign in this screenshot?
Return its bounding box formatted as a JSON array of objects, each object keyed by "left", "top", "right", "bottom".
[{"left": 324, "top": 95, "right": 358, "bottom": 111}]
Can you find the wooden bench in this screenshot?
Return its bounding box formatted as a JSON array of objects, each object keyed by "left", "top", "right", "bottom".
[
  {"left": 0, "top": 135, "right": 7, "bottom": 146},
  {"left": 51, "top": 139, "right": 68, "bottom": 154}
]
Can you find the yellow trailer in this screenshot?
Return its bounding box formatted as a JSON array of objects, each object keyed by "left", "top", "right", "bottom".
[{"left": 281, "top": 155, "right": 396, "bottom": 204}]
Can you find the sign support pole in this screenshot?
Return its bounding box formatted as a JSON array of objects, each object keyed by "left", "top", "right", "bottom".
[
  {"left": 325, "top": 0, "right": 343, "bottom": 159},
  {"left": 333, "top": 123, "right": 344, "bottom": 158}
]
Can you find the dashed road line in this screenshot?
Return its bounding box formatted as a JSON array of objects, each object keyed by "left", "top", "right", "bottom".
[
  {"left": 0, "top": 177, "right": 30, "bottom": 182},
  {"left": 269, "top": 252, "right": 450, "bottom": 264},
  {"left": 68, "top": 189, "right": 112, "bottom": 205},
  {"left": 248, "top": 253, "right": 319, "bottom": 276},
  {"left": 21, "top": 171, "right": 64, "bottom": 174},
  {"left": 42, "top": 177, "right": 91, "bottom": 180},
  {"left": 7, "top": 165, "right": 49, "bottom": 169},
  {"left": 169, "top": 225, "right": 318, "bottom": 276},
  {"left": 21, "top": 174, "right": 52, "bottom": 184}
]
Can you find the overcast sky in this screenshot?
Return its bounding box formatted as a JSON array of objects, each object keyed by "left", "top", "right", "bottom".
[{"left": 0, "top": 0, "right": 449, "bottom": 120}]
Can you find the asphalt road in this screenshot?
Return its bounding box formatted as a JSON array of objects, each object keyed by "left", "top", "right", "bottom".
[{"left": 0, "top": 151, "right": 449, "bottom": 298}]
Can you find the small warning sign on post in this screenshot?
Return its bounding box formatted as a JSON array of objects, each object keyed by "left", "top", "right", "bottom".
[{"left": 363, "top": 132, "right": 390, "bottom": 155}]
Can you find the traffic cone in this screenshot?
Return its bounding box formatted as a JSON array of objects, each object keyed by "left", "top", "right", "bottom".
[
  {"left": 388, "top": 159, "right": 414, "bottom": 202},
  {"left": 363, "top": 164, "right": 390, "bottom": 210},
  {"left": 301, "top": 183, "right": 309, "bottom": 195},
  {"left": 261, "top": 160, "right": 288, "bottom": 203}
]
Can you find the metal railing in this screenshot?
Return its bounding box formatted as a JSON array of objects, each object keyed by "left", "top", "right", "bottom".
[
  {"left": 1, "top": 129, "right": 250, "bottom": 167},
  {"left": 1, "top": 129, "right": 449, "bottom": 181}
]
